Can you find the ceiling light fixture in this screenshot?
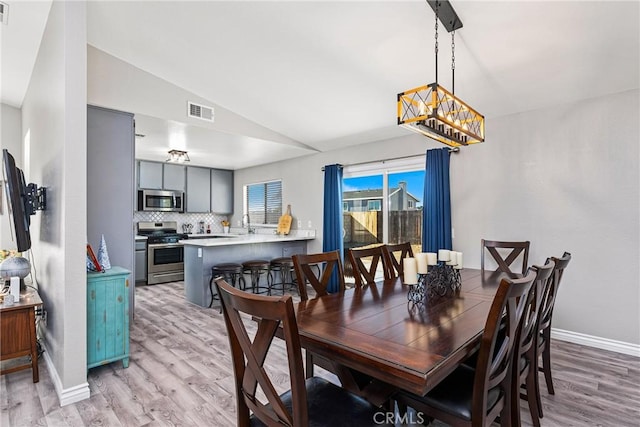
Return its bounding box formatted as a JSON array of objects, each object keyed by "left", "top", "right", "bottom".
[
  {"left": 166, "top": 149, "right": 190, "bottom": 163},
  {"left": 397, "top": 0, "right": 484, "bottom": 148}
]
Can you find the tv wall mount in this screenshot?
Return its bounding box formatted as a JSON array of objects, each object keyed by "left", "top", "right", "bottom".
[{"left": 25, "top": 184, "right": 46, "bottom": 215}]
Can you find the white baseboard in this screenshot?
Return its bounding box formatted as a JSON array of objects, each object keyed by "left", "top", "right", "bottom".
[
  {"left": 42, "top": 343, "right": 91, "bottom": 406},
  {"left": 551, "top": 328, "right": 640, "bottom": 357}
]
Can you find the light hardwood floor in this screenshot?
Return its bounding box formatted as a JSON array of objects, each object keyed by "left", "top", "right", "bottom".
[{"left": 2, "top": 281, "right": 639, "bottom": 426}]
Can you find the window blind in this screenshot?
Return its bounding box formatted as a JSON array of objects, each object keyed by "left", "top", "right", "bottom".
[{"left": 246, "top": 180, "right": 282, "bottom": 225}]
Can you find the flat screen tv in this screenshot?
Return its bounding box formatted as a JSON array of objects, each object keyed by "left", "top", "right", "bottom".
[{"left": 2, "top": 149, "right": 32, "bottom": 252}]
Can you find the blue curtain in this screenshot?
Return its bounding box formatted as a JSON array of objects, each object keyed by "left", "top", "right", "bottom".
[
  {"left": 322, "top": 164, "right": 344, "bottom": 293},
  {"left": 422, "top": 148, "right": 452, "bottom": 252}
]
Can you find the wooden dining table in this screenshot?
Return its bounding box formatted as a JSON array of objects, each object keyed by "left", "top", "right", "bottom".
[{"left": 292, "top": 268, "right": 512, "bottom": 398}]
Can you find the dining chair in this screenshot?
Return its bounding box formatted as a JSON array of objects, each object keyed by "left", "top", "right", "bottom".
[
  {"left": 394, "top": 269, "right": 536, "bottom": 427},
  {"left": 481, "top": 239, "right": 530, "bottom": 276},
  {"left": 291, "top": 251, "right": 381, "bottom": 399},
  {"left": 537, "top": 252, "right": 572, "bottom": 400},
  {"left": 215, "top": 278, "right": 389, "bottom": 427},
  {"left": 291, "top": 251, "right": 346, "bottom": 379},
  {"left": 511, "top": 259, "right": 555, "bottom": 427},
  {"left": 347, "top": 245, "right": 387, "bottom": 287},
  {"left": 292, "top": 251, "right": 346, "bottom": 301},
  {"left": 381, "top": 242, "right": 414, "bottom": 279}
]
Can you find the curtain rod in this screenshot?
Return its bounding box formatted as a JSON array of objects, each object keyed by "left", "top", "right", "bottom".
[{"left": 320, "top": 148, "right": 459, "bottom": 171}]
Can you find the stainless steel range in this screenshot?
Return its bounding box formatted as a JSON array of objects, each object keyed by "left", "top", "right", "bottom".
[{"left": 137, "top": 221, "right": 188, "bottom": 285}]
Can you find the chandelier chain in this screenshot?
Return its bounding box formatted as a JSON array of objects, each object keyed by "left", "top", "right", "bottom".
[
  {"left": 451, "top": 30, "right": 456, "bottom": 94},
  {"left": 434, "top": 3, "right": 439, "bottom": 84}
]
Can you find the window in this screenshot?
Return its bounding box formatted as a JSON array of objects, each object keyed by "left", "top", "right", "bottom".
[
  {"left": 343, "top": 202, "right": 349, "bottom": 212},
  {"left": 343, "top": 156, "right": 424, "bottom": 248},
  {"left": 367, "top": 200, "right": 381, "bottom": 211},
  {"left": 245, "top": 180, "right": 282, "bottom": 225}
]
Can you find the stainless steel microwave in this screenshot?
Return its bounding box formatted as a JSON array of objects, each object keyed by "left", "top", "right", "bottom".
[{"left": 137, "top": 189, "right": 184, "bottom": 212}]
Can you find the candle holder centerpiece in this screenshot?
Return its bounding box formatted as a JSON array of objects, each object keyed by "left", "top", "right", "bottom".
[{"left": 404, "top": 250, "right": 463, "bottom": 312}]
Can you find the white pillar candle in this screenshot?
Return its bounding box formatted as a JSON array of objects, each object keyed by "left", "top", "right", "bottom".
[
  {"left": 454, "top": 252, "right": 463, "bottom": 270},
  {"left": 438, "top": 249, "right": 450, "bottom": 262},
  {"left": 415, "top": 253, "right": 429, "bottom": 274},
  {"left": 426, "top": 252, "right": 438, "bottom": 265},
  {"left": 403, "top": 257, "right": 418, "bottom": 284},
  {"left": 446, "top": 251, "right": 458, "bottom": 266}
]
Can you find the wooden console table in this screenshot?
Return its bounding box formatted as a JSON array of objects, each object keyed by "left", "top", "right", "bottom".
[{"left": 0, "top": 289, "right": 42, "bottom": 383}]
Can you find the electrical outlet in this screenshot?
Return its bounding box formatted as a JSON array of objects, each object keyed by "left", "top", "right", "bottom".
[
  {"left": 307, "top": 220, "right": 312, "bottom": 229},
  {"left": 297, "top": 220, "right": 302, "bottom": 229}
]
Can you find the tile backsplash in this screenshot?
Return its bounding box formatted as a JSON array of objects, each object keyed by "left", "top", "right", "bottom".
[{"left": 133, "top": 211, "right": 228, "bottom": 233}]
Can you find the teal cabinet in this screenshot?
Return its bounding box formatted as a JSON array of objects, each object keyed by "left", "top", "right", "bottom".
[{"left": 87, "top": 267, "right": 131, "bottom": 369}]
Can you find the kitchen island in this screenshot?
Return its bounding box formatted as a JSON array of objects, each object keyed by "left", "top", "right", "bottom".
[{"left": 181, "top": 230, "right": 315, "bottom": 307}]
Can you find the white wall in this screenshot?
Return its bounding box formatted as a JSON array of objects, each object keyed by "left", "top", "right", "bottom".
[
  {"left": 0, "top": 103, "right": 22, "bottom": 249},
  {"left": 21, "top": 0, "right": 88, "bottom": 403},
  {"left": 452, "top": 89, "right": 639, "bottom": 345},
  {"left": 87, "top": 46, "right": 301, "bottom": 148},
  {"left": 234, "top": 89, "right": 640, "bottom": 345}
]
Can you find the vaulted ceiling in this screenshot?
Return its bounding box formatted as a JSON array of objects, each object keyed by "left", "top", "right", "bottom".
[{"left": 3, "top": 1, "right": 639, "bottom": 169}]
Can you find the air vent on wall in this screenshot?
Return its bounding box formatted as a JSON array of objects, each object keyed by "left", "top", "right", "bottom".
[
  {"left": 0, "top": 2, "right": 8, "bottom": 25},
  {"left": 188, "top": 102, "right": 214, "bottom": 122}
]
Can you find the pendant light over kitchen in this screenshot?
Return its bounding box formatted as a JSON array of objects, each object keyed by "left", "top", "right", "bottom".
[
  {"left": 166, "top": 149, "right": 190, "bottom": 163},
  {"left": 397, "top": 0, "right": 484, "bottom": 148}
]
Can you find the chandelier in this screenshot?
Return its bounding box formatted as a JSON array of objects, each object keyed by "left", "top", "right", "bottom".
[
  {"left": 166, "top": 149, "right": 190, "bottom": 163},
  {"left": 397, "top": 0, "right": 484, "bottom": 148}
]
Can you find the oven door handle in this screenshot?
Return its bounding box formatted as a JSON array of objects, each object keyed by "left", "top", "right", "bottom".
[
  {"left": 151, "top": 271, "right": 184, "bottom": 278},
  {"left": 148, "top": 243, "right": 184, "bottom": 248}
]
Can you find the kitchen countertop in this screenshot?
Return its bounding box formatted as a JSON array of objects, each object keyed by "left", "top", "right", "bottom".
[
  {"left": 181, "top": 230, "right": 315, "bottom": 247},
  {"left": 135, "top": 235, "right": 148, "bottom": 241}
]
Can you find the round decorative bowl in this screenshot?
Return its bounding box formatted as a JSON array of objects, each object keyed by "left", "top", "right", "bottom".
[{"left": 0, "top": 256, "right": 31, "bottom": 279}]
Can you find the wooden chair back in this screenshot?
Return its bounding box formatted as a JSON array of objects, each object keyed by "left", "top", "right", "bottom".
[
  {"left": 292, "top": 251, "right": 345, "bottom": 301},
  {"left": 516, "top": 260, "right": 555, "bottom": 365},
  {"left": 347, "top": 245, "right": 386, "bottom": 287},
  {"left": 381, "top": 242, "right": 414, "bottom": 279},
  {"left": 481, "top": 239, "right": 530, "bottom": 276},
  {"left": 537, "top": 251, "right": 572, "bottom": 396},
  {"left": 215, "top": 278, "right": 308, "bottom": 427},
  {"left": 511, "top": 260, "right": 555, "bottom": 425},
  {"left": 473, "top": 269, "right": 536, "bottom": 425},
  {"left": 538, "top": 252, "right": 572, "bottom": 336}
]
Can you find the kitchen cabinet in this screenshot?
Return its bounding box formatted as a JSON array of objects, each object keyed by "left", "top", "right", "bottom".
[
  {"left": 135, "top": 239, "right": 147, "bottom": 282},
  {"left": 210, "top": 168, "right": 233, "bottom": 214},
  {"left": 135, "top": 160, "right": 233, "bottom": 214},
  {"left": 87, "top": 267, "right": 130, "bottom": 370},
  {"left": 186, "top": 166, "right": 211, "bottom": 212},
  {"left": 138, "top": 160, "right": 163, "bottom": 189},
  {"left": 163, "top": 163, "right": 186, "bottom": 192}
]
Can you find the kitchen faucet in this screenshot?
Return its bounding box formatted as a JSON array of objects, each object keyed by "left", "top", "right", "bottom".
[{"left": 242, "top": 214, "right": 255, "bottom": 234}]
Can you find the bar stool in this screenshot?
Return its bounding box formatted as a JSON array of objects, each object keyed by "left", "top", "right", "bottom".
[
  {"left": 209, "top": 263, "right": 246, "bottom": 309},
  {"left": 269, "top": 257, "right": 298, "bottom": 296},
  {"left": 242, "top": 260, "right": 272, "bottom": 295}
]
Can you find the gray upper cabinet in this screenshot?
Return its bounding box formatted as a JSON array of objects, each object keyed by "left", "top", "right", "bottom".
[
  {"left": 186, "top": 166, "right": 211, "bottom": 212},
  {"left": 210, "top": 168, "right": 233, "bottom": 214},
  {"left": 163, "top": 164, "right": 186, "bottom": 192},
  {"left": 136, "top": 160, "right": 233, "bottom": 214},
  {"left": 138, "top": 161, "right": 163, "bottom": 189}
]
